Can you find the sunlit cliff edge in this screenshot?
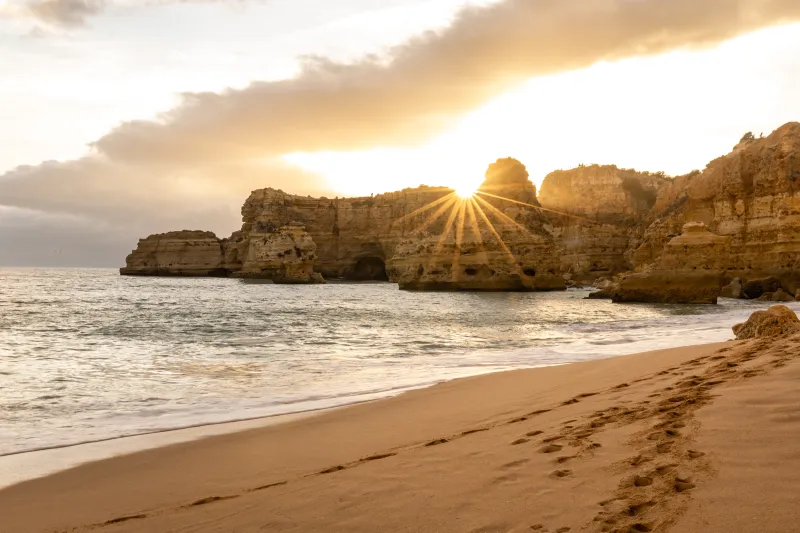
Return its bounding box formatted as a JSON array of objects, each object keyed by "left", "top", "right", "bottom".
[{"left": 121, "top": 122, "right": 800, "bottom": 302}]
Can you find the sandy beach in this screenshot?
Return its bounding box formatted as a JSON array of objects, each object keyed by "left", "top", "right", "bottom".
[{"left": 1, "top": 333, "right": 799, "bottom": 533}]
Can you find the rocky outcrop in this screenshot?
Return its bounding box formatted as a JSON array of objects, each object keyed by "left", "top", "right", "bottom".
[
  {"left": 732, "top": 305, "right": 800, "bottom": 340},
  {"left": 539, "top": 165, "right": 669, "bottom": 281},
  {"left": 390, "top": 159, "right": 564, "bottom": 291},
  {"left": 633, "top": 123, "right": 800, "bottom": 294},
  {"left": 612, "top": 223, "right": 729, "bottom": 304},
  {"left": 720, "top": 278, "right": 742, "bottom": 299},
  {"left": 121, "top": 122, "right": 800, "bottom": 297},
  {"left": 770, "top": 289, "right": 796, "bottom": 302},
  {"left": 228, "top": 225, "right": 324, "bottom": 284},
  {"left": 120, "top": 231, "right": 227, "bottom": 277},
  {"left": 742, "top": 277, "right": 784, "bottom": 299}
]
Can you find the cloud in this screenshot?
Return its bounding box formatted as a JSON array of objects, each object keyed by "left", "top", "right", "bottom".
[
  {"left": 25, "top": 0, "right": 104, "bottom": 27},
  {"left": 3, "top": 0, "right": 800, "bottom": 265},
  {"left": 93, "top": 0, "right": 800, "bottom": 163},
  {"left": 1, "top": 0, "right": 260, "bottom": 27},
  {"left": 0, "top": 156, "right": 331, "bottom": 266}
]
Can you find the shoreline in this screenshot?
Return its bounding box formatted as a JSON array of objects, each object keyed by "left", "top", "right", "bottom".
[
  {"left": 0, "top": 335, "right": 732, "bottom": 489},
  {"left": 4, "top": 331, "right": 800, "bottom": 532}
]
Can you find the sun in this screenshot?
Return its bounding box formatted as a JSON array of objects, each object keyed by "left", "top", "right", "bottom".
[{"left": 455, "top": 185, "right": 478, "bottom": 199}]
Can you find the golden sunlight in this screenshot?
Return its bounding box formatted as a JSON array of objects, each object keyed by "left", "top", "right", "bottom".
[{"left": 455, "top": 185, "right": 478, "bottom": 199}]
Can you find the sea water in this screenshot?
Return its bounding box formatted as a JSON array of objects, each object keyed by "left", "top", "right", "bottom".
[{"left": 1, "top": 267, "right": 795, "bottom": 457}]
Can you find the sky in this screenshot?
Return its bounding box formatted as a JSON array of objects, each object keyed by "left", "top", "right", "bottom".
[{"left": 1, "top": 0, "right": 799, "bottom": 266}]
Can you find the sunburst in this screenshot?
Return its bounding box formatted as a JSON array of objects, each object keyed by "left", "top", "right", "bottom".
[{"left": 394, "top": 184, "right": 587, "bottom": 284}]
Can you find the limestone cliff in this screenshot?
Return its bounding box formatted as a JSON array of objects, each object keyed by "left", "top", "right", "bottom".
[
  {"left": 612, "top": 223, "right": 731, "bottom": 304},
  {"left": 389, "top": 159, "right": 564, "bottom": 291},
  {"left": 120, "top": 231, "right": 227, "bottom": 277},
  {"left": 632, "top": 123, "right": 800, "bottom": 293},
  {"left": 538, "top": 165, "right": 669, "bottom": 280},
  {"left": 121, "top": 122, "right": 800, "bottom": 298}
]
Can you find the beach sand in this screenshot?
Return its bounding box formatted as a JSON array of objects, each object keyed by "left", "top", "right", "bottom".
[{"left": 1, "top": 334, "right": 799, "bottom": 533}]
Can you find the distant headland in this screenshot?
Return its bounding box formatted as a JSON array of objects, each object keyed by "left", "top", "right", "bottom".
[{"left": 122, "top": 122, "right": 800, "bottom": 303}]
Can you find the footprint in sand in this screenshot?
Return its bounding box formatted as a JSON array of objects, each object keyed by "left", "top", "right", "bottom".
[
  {"left": 319, "top": 465, "right": 346, "bottom": 474},
  {"left": 512, "top": 438, "right": 530, "bottom": 445},
  {"left": 362, "top": 453, "right": 397, "bottom": 462},
  {"left": 688, "top": 450, "right": 705, "bottom": 459},
  {"left": 541, "top": 444, "right": 563, "bottom": 453},
  {"left": 250, "top": 481, "right": 287, "bottom": 492},
  {"left": 103, "top": 514, "right": 148, "bottom": 525},
  {"left": 633, "top": 475, "right": 653, "bottom": 487},
  {"left": 189, "top": 495, "right": 238, "bottom": 507},
  {"left": 526, "top": 430, "right": 544, "bottom": 437},
  {"left": 552, "top": 469, "right": 572, "bottom": 478}
]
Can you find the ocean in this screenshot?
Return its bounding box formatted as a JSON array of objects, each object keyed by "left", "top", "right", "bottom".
[{"left": 1, "top": 267, "right": 794, "bottom": 457}]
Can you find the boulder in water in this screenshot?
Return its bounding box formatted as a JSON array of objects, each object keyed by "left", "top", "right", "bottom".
[
  {"left": 742, "top": 277, "right": 783, "bottom": 299},
  {"left": 732, "top": 305, "right": 800, "bottom": 340},
  {"left": 720, "top": 278, "right": 742, "bottom": 299},
  {"left": 771, "top": 289, "right": 796, "bottom": 302}
]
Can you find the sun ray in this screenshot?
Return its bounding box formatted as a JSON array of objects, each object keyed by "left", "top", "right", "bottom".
[
  {"left": 392, "top": 191, "right": 457, "bottom": 228},
  {"left": 472, "top": 194, "right": 534, "bottom": 236},
  {"left": 412, "top": 194, "right": 459, "bottom": 235},
  {"left": 434, "top": 197, "right": 463, "bottom": 255},
  {"left": 465, "top": 198, "right": 489, "bottom": 264},
  {"left": 475, "top": 191, "right": 596, "bottom": 224},
  {"left": 451, "top": 200, "right": 467, "bottom": 282},
  {"left": 470, "top": 196, "right": 523, "bottom": 273}
]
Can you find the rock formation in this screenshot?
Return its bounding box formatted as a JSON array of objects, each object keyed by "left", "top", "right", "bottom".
[
  {"left": 612, "top": 222, "right": 730, "bottom": 304},
  {"left": 389, "top": 159, "right": 564, "bottom": 291},
  {"left": 720, "top": 278, "right": 742, "bottom": 299},
  {"left": 538, "top": 165, "right": 669, "bottom": 281},
  {"left": 732, "top": 305, "right": 800, "bottom": 340},
  {"left": 121, "top": 231, "right": 227, "bottom": 277},
  {"left": 121, "top": 122, "right": 800, "bottom": 298},
  {"left": 633, "top": 123, "right": 800, "bottom": 295}
]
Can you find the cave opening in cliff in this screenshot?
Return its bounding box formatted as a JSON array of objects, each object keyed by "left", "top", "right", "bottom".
[{"left": 348, "top": 257, "right": 389, "bottom": 281}]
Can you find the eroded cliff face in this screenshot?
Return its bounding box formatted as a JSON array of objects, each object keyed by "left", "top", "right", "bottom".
[
  {"left": 613, "top": 222, "right": 731, "bottom": 304},
  {"left": 633, "top": 123, "right": 800, "bottom": 293},
  {"left": 538, "top": 165, "right": 670, "bottom": 280},
  {"left": 121, "top": 231, "right": 227, "bottom": 277},
  {"left": 121, "top": 122, "right": 800, "bottom": 297},
  {"left": 389, "top": 159, "right": 564, "bottom": 291}
]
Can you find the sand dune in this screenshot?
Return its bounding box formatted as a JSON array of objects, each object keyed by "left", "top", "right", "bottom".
[{"left": 1, "top": 334, "right": 799, "bottom": 532}]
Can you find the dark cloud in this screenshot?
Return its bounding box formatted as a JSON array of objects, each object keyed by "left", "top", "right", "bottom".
[{"left": 94, "top": 0, "right": 800, "bottom": 163}]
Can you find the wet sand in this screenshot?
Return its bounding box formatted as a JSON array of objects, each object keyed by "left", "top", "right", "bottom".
[{"left": 2, "top": 334, "right": 799, "bottom": 532}]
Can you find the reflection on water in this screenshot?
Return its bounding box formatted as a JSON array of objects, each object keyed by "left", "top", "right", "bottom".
[{"left": 1, "top": 267, "right": 794, "bottom": 456}]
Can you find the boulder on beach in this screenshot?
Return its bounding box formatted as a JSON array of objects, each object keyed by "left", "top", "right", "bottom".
[{"left": 732, "top": 305, "right": 800, "bottom": 340}]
